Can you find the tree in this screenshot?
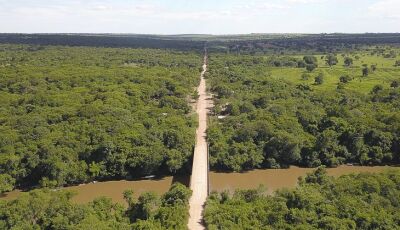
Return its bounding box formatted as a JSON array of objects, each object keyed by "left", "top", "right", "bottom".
[
  {"left": 162, "top": 183, "right": 192, "bottom": 206},
  {"left": 339, "top": 75, "right": 352, "bottom": 83},
  {"left": 306, "top": 64, "right": 317, "bottom": 72},
  {"left": 304, "top": 166, "right": 330, "bottom": 185},
  {"left": 0, "top": 174, "right": 15, "bottom": 193},
  {"left": 303, "top": 56, "right": 318, "bottom": 72},
  {"left": 390, "top": 80, "right": 399, "bottom": 88},
  {"left": 344, "top": 57, "right": 353, "bottom": 67},
  {"left": 123, "top": 189, "right": 136, "bottom": 207},
  {"left": 371, "top": 85, "right": 383, "bottom": 94},
  {"left": 303, "top": 56, "right": 318, "bottom": 65},
  {"left": 297, "top": 60, "right": 306, "bottom": 68},
  {"left": 135, "top": 192, "right": 160, "bottom": 220},
  {"left": 88, "top": 162, "right": 103, "bottom": 178},
  {"left": 325, "top": 54, "right": 338, "bottom": 67},
  {"left": 362, "top": 67, "right": 369, "bottom": 77},
  {"left": 314, "top": 73, "right": 324, "bottom": 85}
]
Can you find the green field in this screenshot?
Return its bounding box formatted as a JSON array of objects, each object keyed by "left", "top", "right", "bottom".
[{"left": 269, "top": 51, "right": 399, "bottom": 93}]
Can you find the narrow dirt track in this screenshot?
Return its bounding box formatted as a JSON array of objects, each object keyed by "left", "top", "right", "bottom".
[{"left": 188, "top": 54, "right": 211, "bottom": 230}]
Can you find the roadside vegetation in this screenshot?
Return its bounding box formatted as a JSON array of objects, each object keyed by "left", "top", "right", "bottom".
[
  {"left": 207, "top": 46, "right": 400, "bottom": 171},
  {"left": 205, "top": 168, "right": 400, "bottom": 229},
  {"left": 0, "top": 44, "right": 202, "bottom": 192}
]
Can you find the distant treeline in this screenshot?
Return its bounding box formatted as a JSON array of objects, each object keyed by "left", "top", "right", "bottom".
[
  {"left": 1, "top": 33, "right": 400, "bottom": 53},
  {"left": 209, "top": 33, "right": 400, "bottom": 54},
  {"left": 0, "top": 34, "right": 206, "bottom": 51}
]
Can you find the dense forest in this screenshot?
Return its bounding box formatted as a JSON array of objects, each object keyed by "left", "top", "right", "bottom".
[
  {"left": 205, "top": 168, "right": 400, "bottom": 229},
  {"left": 0, "top": 44, "right": 202, "bottom": 192},
  {"left": 207, "top": 47, "right": 400, "bottom": 171},
  {"left": 0, "top": 182, "right": 191, "bottom": 229}
]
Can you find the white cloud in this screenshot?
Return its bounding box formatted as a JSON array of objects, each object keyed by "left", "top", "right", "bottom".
[
  {"left": 0, "top": 0, "right": 398, "bottom": 34},
  {"left": 368, "top": 0, "right": 400, "bottom": 19},
  {"left": 286, "top": 0, "right": 325, "bottom": 3}
]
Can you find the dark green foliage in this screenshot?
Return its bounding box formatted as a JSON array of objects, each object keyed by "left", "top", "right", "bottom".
[
  {"left": 395, "top": 60, "right": 400, "bottom": 67},
  {"left": 339, "top": 75, "right": 352, "bottom": 83},
  {"left": 297, "top": 60, "right": 306, "bottom": 68},
  {"left": 0, "top": 44, "right": 201, "bottom": 189},
  {"left": 0, "top": 174, "right": 15, "bottom": 193},
  {"left": 207, "top": 54, "right": 400, "bottom": 171},
  {"left": 162, "top": 183, "right": 192, "bottom": 206},
  {"left": 303, "top": 55, "right": 318, "bottom": 72},
  {"left": 0, "top": 189, "right": 131, "bottom": 229},
  {"left": 325, "top": 54, "right": 338, "bottom": 67},
  {"left": 205, "top": 169, "right": 400, "bottom": 230},
  {"left": 384, "top": 50, "right": 397, "bottom": 58},
  {"left": 314, "top": 73, "right": 325, "bottom": 85},
  {"left": 391, "top": 80, "right": 399, "bottom": 88},
  {"left": 371, "top": 85, "right": 384, "bottom": 94},
  {"left": 344, "top": 57, "right": 353, "bottom": 67},
  {"left": 126, "top": 183, "right": 192, "bottom": 229},
  {"left": 0, "top": 183, "right": 191, "bottom": 229},
  {"left": 306, "top": 64, "right": 317, "bottom": 72},
  {"left": 303, "top": 56, "right": 318, "bottom": 65},
  {"left": 362, "top": 66, "right": 370, "bottom": 76}
]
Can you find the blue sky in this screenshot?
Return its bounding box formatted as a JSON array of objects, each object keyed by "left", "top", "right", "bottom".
[{"left": 0, "top": 0, "right": 399, "bottom": 34}]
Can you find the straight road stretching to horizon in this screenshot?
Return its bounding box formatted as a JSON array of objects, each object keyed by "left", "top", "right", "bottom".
[{"left": 188, "top": 54, "right": 211, "bottom": 230}]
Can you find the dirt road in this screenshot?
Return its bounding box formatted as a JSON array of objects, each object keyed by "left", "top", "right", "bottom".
[{"left": 188, "top": 54, "right": 211, "bottom": 230}]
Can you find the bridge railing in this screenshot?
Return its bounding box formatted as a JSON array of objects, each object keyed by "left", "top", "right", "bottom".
[{"left": 207, "top": 143, "right": 210, "bottom": 195}]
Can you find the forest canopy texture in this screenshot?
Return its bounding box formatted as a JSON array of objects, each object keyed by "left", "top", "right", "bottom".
[
  {"left": 0, "top": 44, "right": 202, "bottom": 190},
  {"left": 207, "top": 48, "right": 400, "bottom": 171},
  {"left": 0, "top": 183, "right": 191, "bottom": 230}
]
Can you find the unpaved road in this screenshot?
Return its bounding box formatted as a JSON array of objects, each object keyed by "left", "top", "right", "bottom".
[{"left": 188, "top": 54, "right": 211, "bottom": 230}]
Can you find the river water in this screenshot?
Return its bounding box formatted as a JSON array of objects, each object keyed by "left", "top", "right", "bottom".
[
  {"left": 1, "top": 175, "right": 189, "bottom": 206},
  {"left": 209, "top": 166, "right": 393, "bottom": 194},
  {"left": 1, "top": 166, "right": 394, "bottom": 205}
]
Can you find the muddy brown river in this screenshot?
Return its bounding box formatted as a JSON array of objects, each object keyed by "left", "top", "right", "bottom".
[
  {"left": 1, "top": 175, "right": 189, "bottom": 206},
  {"left": 1, "top": 166, "right": 394, "bottom": 205},
  {"left": 209, "top": 166, "right": 393, "bottom": 194}
]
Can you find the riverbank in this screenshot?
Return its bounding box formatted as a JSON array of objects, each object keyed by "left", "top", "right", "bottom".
[
  {"left": 0, "top": 174, "right": 190, "bottom": 206},
  {"left": 2, "top": 165, "right": 395, "bottom": 206}
]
